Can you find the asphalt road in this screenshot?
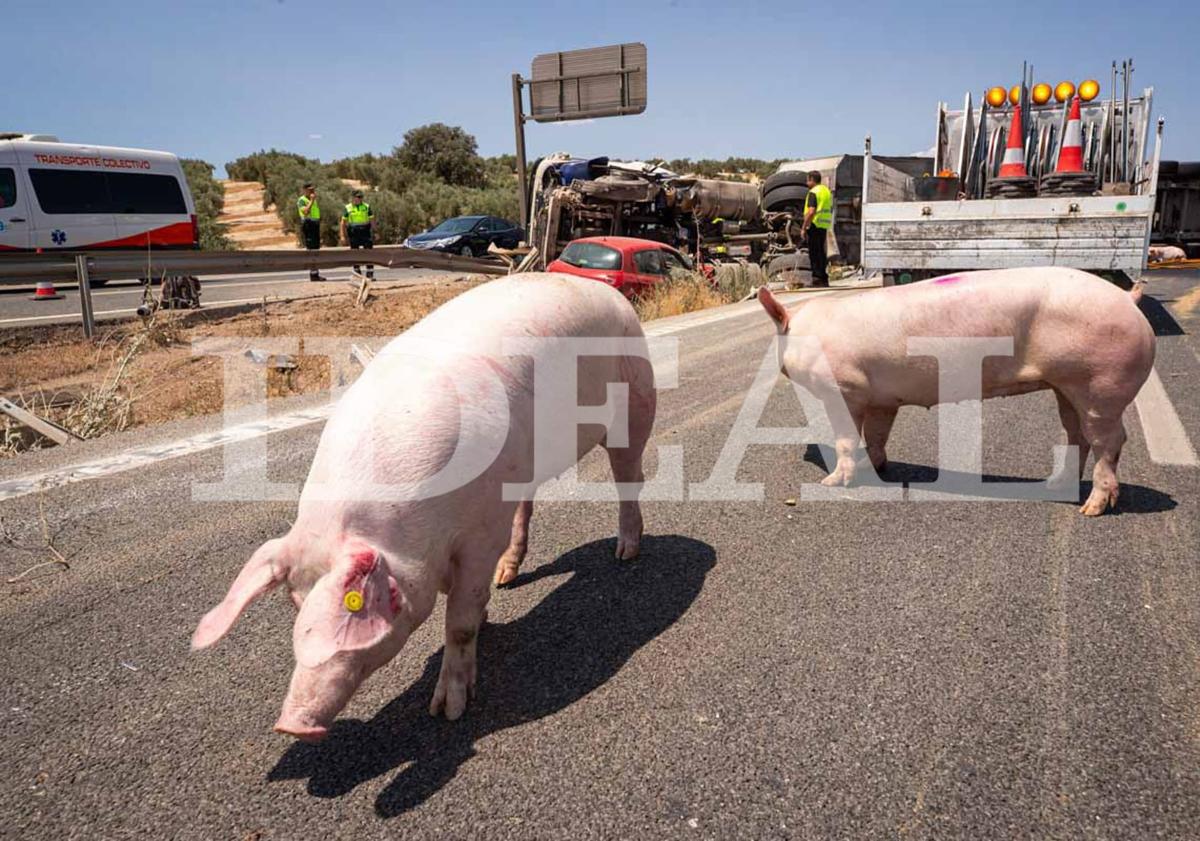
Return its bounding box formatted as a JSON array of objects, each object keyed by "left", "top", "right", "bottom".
[
  {"left": 0, "top": 267, "right": 458, "bottom": 328},
  {"left": 1, "top": 272, "right": 1198, "bottom": 840}
]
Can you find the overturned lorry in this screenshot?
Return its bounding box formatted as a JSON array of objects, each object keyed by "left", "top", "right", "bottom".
[{"left": 522, "top": 154, "right": 801, "bottom": 272}]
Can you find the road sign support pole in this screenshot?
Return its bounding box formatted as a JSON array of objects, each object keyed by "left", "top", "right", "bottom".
[
  {"left": 512, "top": 73, "right": 530, "bottom": 241},
  {"left": 75, "top": 254, "right": 96, "bottom": 339}
]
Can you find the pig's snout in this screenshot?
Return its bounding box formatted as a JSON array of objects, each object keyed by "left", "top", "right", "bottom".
[{"left": 274, "top": 659, "right": 364, "bottom": 741}]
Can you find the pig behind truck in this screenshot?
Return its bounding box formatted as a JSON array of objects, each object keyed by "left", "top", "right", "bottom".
[
  {"left": 192, "top": 273, "right": 656, "bottom": 741},
  {"left": 758, "top": 267, "right": 1155, "bottom": 515}
]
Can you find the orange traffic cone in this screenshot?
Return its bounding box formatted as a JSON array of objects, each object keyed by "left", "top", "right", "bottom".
[
  {"left": 29, "top": 280, "right": 64, "bottom": 301},
  {"left": 998, "top": 106, "right": 1028, "bottom": 178},
  {"left": 1056, "top": 96, "right": 1085, "bottom": 173}
]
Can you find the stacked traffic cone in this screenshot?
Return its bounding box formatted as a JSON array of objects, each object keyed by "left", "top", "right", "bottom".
[
  {"left": 29, "top": 280, "right": 64, "bottom": 301},
  {"left": 986, "top": 105, "right": 1037, "bottom": 198},
  {"left": 998, "top": 106, "right": 1028, "bottom": 178},
  {"left": 1040, "top": 96, "right": 1097, "bottom": 196},
  {"left": 1056, "top": 96, "right": 1084, "bottom": 172}
]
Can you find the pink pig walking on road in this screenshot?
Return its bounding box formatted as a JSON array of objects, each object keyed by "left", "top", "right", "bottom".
[
  {"left": 759, "top": 267, "right": 1155, "bottom": 516},
  {"left": 192, "top": 273, "right": 656, "bottom": 741}
]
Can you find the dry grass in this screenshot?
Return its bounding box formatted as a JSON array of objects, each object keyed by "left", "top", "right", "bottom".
[
  {"left": 634, "top": 270, "right": 726, "bottom": 321},
  {"left": 634, "top": 264, "right": 764, "bottom": 321}
]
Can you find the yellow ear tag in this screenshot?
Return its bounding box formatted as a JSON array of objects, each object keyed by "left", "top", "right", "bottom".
[{"left": 343, "top": 590, "right": 364, "bottom": 613}]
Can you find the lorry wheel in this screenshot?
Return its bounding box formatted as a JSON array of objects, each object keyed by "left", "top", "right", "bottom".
[
  {"left": 763, "top": 184, "right": 809, "bottom": 213},
  {"left": 767, "top": 253, "right": 811, "bottom": 277},
  {"left": 761, "top": 170, "right": 810, "bottom": 195}
]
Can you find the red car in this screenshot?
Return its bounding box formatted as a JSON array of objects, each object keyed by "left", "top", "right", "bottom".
[{"left": 547, "top": 236, "right": 694, "bottom": 298}]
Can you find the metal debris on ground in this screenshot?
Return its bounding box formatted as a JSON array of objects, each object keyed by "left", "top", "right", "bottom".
[
  {"left": 349, "top": 344, "right": 376, "bottom": 368},
  {"left": 350, "top": 271, "right": 373, "bottom": 307},
  {"left": 0, "top": 397, "right": 82, "bottom": 446},
  {"left": 243, "top": 349, "right": 297, "bottom": 371}
]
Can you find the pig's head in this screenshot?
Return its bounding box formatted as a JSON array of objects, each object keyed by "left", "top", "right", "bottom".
[{"left": 192, "top": 539, "right": 411, "bottom": 743}]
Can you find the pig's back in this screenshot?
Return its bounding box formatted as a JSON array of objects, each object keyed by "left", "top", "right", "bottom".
[
  {"left": 304, "top": 274, "right": 643, "bottom": 507},
  {"left": 405, "top": 272, "right": 642, "bottom": 352},
  {"left": 795, "top": 267, "right": 1153, "bottom": 403}
]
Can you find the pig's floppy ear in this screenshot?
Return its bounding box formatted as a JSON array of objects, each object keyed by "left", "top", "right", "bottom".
[
  {"left": 758, "top": 286, "right": 790, "bottom": 332},
  {"left": 192, "top": 537, "right": 290, "bottom": 649},
  {"left": 293, "top": 550, "right": 400, "bottom": 669}
]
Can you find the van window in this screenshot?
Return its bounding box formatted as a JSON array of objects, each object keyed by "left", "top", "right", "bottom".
[
  {"left": 0, "top": 168, "right": 16, "bottom": 208},
  {"left": 29, "top": 169, "right": 186, "bottom": 215},
  {"left": 108, "top": 173, "right": 187, "bottom": 214},
  {"left": 29, "top": 169, "right": 111, "bottom": 214}
]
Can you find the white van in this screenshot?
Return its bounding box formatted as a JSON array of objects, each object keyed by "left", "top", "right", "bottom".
[{"left": 0, "top": 134, "right": 197, "bottom": 253}]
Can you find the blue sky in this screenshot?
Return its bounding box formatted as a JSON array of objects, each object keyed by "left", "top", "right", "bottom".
[{"left": 6, "top": 0, "right": 1199, "bottom": 172}]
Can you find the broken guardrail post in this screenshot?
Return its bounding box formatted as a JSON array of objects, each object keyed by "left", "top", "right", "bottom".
[{"left": 74, "top": 254, "right": 96, "bottom": 339}]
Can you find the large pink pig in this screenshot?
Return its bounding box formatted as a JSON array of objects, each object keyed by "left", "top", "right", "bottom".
[
  {"left": 758, "top": 267, "right": 1154, "bottom": 515},
  {"left": 192, "top": 274, "right": 655, "bottom": 741}
]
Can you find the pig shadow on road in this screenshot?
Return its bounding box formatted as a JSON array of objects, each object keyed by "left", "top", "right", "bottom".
[
  {"left": 268, "top": 534, "right": 715, "bottom": 817},
  {"left": 1138, "top": 294, "right": 1185, "bottom": 337},
  {"left": 802, "top": 445, "right": 1175, "bottom": 513}
]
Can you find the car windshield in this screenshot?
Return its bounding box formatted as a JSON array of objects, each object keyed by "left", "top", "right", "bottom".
[
  {"left": 559, "top": 242, "right": 622, "bottom": 270},
  {"left": 428, "top": 217, "right": 480, "bottom": 235}
]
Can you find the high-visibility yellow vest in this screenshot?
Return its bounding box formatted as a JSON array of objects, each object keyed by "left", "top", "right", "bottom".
[
  {"left": 298, "top": 195, "right": 320, "bottom": 221},
  {"left": 809, "top": 184, "right": 833, "bottom": 229},
  {"left": 343, "top": 202, "right": 371, "bottom": 225}
]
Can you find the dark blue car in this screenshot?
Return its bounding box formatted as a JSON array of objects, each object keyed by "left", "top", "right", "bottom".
[{"left": 403, "top": 215, "right": 522, "bottom": 257}]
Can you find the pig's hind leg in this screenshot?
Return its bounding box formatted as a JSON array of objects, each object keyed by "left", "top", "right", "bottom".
[
  {"left": 1079, "top": 412, "right": 1127, "bottom": 516},
  {"left": 493, "top": 500, "right": 533, "bottom": 587},
  {"left": 604, "top": 359, "right": 656, "bottom": 560}
]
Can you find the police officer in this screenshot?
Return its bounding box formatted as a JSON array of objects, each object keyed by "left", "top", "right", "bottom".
[
  {"left": 340, "top": 189, "right": 374, "bottom": 280},
  {"left": 297, "top": 183, "right": 325, "bottom": 282},
  {"left": 801, "top": 170, "right": 833, "bottom": 288}
]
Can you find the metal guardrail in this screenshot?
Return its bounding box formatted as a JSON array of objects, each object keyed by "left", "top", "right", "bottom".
[
  {"left": 0, "top": 246, "right": 510, "bottom": 338},
  {"left": 0, "top": 246, "right": 509, "bottom": 285}
]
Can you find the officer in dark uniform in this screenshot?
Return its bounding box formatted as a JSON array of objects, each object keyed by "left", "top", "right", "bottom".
[{"left": 340, "top": 189, "right": 374, "bottom": 280}]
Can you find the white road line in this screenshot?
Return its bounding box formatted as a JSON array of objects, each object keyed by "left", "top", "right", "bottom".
[
  {"left": 0, "top": 407, "right": 333, "bottom": 502},
  {"left": 0, "top": 275, "right": 438, "bottom": 326},
  {"left": 1134, "top": 367, "right": 1199, "bottom": 466},
  {"left": 0, "top": 296, "right": 293, "bottom": 326},
  {"left": 0, "top": 297, "right": 772, "bottom": 502}
]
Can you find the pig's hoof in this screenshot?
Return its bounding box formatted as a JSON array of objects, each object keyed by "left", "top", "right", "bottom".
[
  {"left": 820, "top": 471, "right": 851, "bottom": 487},
  {"left": 1079, "top": 488, "right": 1117, "bottom": 516},
  {"left": 493, "top": 563, "right": 518, "bottom": 587},
  {"left": 615, "top": 533, "right": 641, "bottom": 561},
  {"left": 430, "top": 668, "right": 474, "bottom": 720}
]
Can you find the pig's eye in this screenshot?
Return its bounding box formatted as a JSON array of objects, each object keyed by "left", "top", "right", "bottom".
[{"left": 343, "top": 591, "right": 364, "bottom": 613}]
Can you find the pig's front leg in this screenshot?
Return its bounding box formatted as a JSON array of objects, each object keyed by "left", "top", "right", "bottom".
[
  {"left": 431, "top": 561, "right": 493, "bottom": 720},
  {"left": 493, "top": 499, "right": 533, "bottom": 587},
  {"left": 862, "top": 407, "right": 898, "bottom": 473}
]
